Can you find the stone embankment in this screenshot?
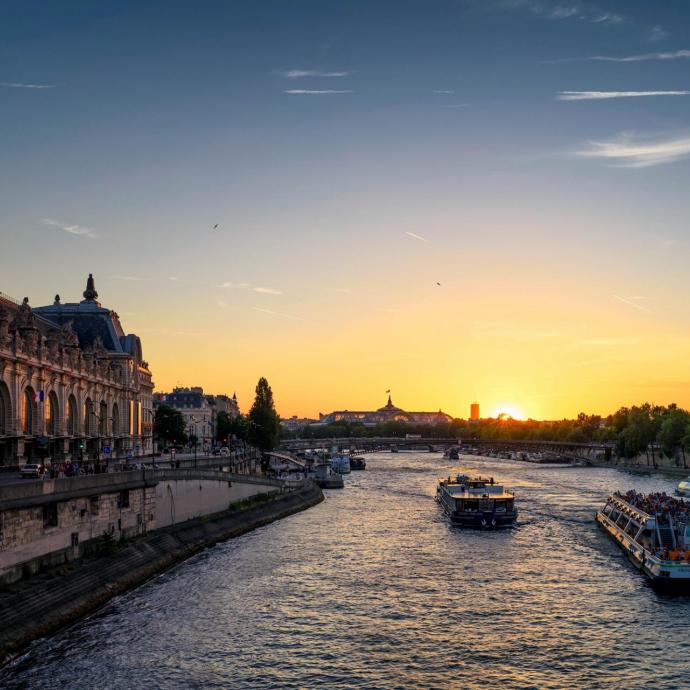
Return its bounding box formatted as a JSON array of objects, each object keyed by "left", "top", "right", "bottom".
[{"left": 0, "top": 481, "right": 323, "bottom": 666}]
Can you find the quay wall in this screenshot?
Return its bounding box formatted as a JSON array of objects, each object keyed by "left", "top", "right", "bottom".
[
  {"left": 0, "top": 470, "right": 283, "bottom": 584},
  {"left": 155, "top": 476, "right": 278, "bottom": 528},
  {"left": 0, "top": 481, "right": 324, "bottom": 666}
]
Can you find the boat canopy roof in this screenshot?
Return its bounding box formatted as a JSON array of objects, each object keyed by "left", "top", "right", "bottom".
[{"left": 607, "top": 494, "right": 654, "bottom": 524}]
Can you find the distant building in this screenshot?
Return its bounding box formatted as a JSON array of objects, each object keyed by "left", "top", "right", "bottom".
[
  {"left": 281, "top": 416, "right": 318, "bottom": 433},
  {"left": 154, "top": 387, "right": 239, "bottom": 450},
  {"left": 316, "top": 395, "right": 453, "bottom": 427},
  {"left": 470, "top": 403, "right": 480, "bottom": 421},
  {"left": 0, "top": 274, "right": 154, "bottom": 465}
]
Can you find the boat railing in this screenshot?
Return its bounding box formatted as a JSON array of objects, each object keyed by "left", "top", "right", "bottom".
[{"left": 609, "top": 494, "right": 654, "bottom": 523}]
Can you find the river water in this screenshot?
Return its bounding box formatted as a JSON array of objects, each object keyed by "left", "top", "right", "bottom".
[{"left": 2, "top": 453, "right": 690, "bottom": 690}]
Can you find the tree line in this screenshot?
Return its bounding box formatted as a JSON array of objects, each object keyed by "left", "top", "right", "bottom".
[
  {"left": 153, "top": 377, "right": 281, "bottom": 452},
  {"left": 289, "top": 403, "right": 690, "bottom": 460}
]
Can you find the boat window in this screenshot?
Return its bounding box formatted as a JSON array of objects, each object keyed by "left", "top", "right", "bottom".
[{"left": 603, "top": 503, "right": 614, "bottom": 516}]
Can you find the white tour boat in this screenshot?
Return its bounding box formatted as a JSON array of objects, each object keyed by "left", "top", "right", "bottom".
[
  {"left": 676, "top": 477, "right": 690, "bottom": 497},
  {"left": 596, "top": 491, "right": 690, "bottom": 589}
]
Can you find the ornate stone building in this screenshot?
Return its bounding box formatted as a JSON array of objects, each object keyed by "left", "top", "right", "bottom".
[
  {"left": 317, "top": 395, "right": 453, "bottom": 427},
  {"left": 0, "top": 275, "right": 154, "bottom": 466}
]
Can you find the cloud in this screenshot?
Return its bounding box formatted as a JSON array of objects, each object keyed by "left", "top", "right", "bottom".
[
  {"left": 0, "top": 81, "right": 55, "bottom": 89},
  {"left": 42, "top": 218, "right": 99, "bottom": 239},
  {"left": 613, "top": 295, "right": 652, "bottom": 312},
  {"left": 405, "top": 231, "right": 429, "bottom": 243},
  {"left": 281, "top": 70, "right": 350, "bottom": 78},
  {"left": 252, "top": 307, "right": 305, "bottom": 321},
  {"left": 433, "top": 90, "right": 455, "bottom": 94},
  {"left": 575, "top": 132, "right": 690, "bottom": 168},
  {"left": 489, "top": 0, "right": 624, "bottom": 25},
  {"left": 649, "top": 25, "right": 668, "bottom": 43},
  {"left": 218, "top": 282, "right": 280, "bottom": 294},
  {"left": 443, "top": 103, "right": 472, "bottom": 108},
  {"left": 113, "top": 275, "right": 150, "bottom": 282},
  {"left": 574, "top": 337, "right": 640, "bottom": 347},
  {"left": 564, "top": 49, "right": 690, "bottom": 63},
  {"left": 558, "top": 90, "right": 690, "bottom": 101},
  {"left": 284, "top": 89, "right": 353, "bottom": 95},
  {"left": 472, "top": 323, "right": 560, "bottom": 342}
]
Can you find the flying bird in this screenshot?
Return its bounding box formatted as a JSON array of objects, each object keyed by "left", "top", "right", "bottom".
[
  {"left": 213, "top": 224, "right": 219, "bottom": 230},
  {"left": 436, "top": 282, "right": 442, "bottom": 286}
]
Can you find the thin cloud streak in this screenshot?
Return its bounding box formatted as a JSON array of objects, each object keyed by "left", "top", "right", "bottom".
[
  {"left": 284, "top": 89, "right": 353, "bottom": 95},
  {"left": 113, "top": 275, "right": 150, "bottom": 282},
  {"left": 575, "top": 132, "right": 690, "bottom": 168},
  {"left": 41, "top": 218, "right": 99, "bottom": 239},
  {"left": 405, "top": 231, "right": 429, "bottom": 243},
  {"left": 253, "top": 287, "right": 283, "bottom": 295},
  {"left": 558, "top": 90, "right": 690, "bottom": 101},
  {"left": 0, "top": 81, "right": 55, "bottom": 89},
  {"left": 613, "top": 295, "right": 652, "bottom": 313},
  {"left": 433, "top": 89, "right": 455, "bottom": 94},
  {"left": 252, "top": 307, "right": 305, "bottom": 321},
  {"left": 281, "top": 70, "right": 350, "bottom": 78},
  {"left": 550, "top": 49, "right": 690, "bottom": 63}
]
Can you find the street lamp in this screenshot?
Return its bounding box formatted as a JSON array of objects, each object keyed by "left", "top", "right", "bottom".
[
  {"left": 143, "top": 408, "right": 156, "bottom": 468},
  {"left": 91, "top": 411, "right": 115, "bottom": 473}
]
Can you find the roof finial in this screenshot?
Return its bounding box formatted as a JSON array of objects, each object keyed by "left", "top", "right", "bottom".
[{"left": 82, "top": 273, "right": 98, "bottom": 302}]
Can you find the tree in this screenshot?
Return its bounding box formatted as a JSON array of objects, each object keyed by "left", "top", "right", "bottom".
[
  {"left": 154, "top": 404, "right": 187, "bottom": 447},
  {"left": 658, "top": 409, "right": 690, "bottom": 458},
  {"left": 248, "top": 377, "right": 281, "bottom": 451},
  {"left": 217, "top": 411, "right": 250, "bottom": 444}
]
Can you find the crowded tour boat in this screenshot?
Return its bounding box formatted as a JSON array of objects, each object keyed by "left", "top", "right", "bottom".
[
  {"left": 596, "top": 490, "right": 690, "bottom": 588},
  {"left": 436, "top": 474, "right": 518, "bottom": 528}
]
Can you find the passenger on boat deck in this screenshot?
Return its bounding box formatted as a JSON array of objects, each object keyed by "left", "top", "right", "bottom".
[{"left": 615, "top": 490, "right": 690, "bottom": 522}]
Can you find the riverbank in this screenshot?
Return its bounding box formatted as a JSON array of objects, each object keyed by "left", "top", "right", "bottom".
[
  {"left": 587, "top": 458, "right": 690, "bottom": 477},
  {"left": 0, "top": 481, "right": 323, "bottom": 666}
]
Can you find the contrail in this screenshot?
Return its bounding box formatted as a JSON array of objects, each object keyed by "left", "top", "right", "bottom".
[
  {"left": 613, "top": 295, "right": 651, "bottom": 312},
  {"left": 405, "top": 231, "right": 428, "bottom": 242}
]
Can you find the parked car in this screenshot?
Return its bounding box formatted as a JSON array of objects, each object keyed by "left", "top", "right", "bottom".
[
  {"left": 219, "top": 447, "right": 231, "bottom": 456},
  {"left": 20, "top": 463, "right": 42, "bottom": 478},
  {"left": 212, "top": 449, "right": 221, "bottom": 456}
]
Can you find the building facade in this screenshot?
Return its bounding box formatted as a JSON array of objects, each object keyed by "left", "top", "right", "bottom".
[
  {"left": 153, "top": 387, "right": 239, "bottom": 451},
  {"left": 470, "top": 403, "right": 480, "bottom": 421},
  {"left": 0, "top": 275, "right": 154, "bottom": 466},
  {"left": 316, "top": 395, "right": 453, "bottom": 427}
]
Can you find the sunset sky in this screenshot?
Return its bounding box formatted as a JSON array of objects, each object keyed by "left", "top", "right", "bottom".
[{"left": 2, "top": 1, "right": 690, "bottom": 420}]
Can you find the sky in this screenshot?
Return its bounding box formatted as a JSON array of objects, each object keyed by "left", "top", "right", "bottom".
[{"left": 2, "top": 0, "right": 690, "bottom": 420}]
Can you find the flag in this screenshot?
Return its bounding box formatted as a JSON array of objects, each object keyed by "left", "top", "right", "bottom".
[
  {"left": 385, "top": 389, "right": 390, "bottom": 394},
  {"left": 33, "top": 391, "right": 45, "bottom": 403}
]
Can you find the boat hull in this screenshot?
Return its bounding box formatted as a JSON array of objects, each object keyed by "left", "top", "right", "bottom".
[
  {"left": 437, "top": 494, "right": 517, "bottom": 528},
  {"left": 596, "top": 510, "right": 690, "bottom": 591}
]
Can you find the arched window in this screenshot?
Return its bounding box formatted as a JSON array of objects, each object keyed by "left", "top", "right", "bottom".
[
  {"left": 112, "top": 402, "right": 120, "bottom": 436},
  {"left": 99, "top": 401, "right": 108, "bottom": 435},
  {"left": 67, "top": 395, "right": 77, "bottom": 435},
  {"left": 84, "top": 398, "right": 94, "bottom": 435},
  {"left": 46, "top": 391, "right": 59, "bottom": 436},
  {"left": 22, "top": 388, "right": 36, "bottom": 435},
  {"left": 0, "top": 382, "right": 11, "bottom": 435}
]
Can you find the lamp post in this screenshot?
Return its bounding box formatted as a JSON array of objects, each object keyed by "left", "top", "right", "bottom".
[
  {"left": 189, "top": 416, "right": 198, "bottom": 468},
  {"left": 143, "top": 408, "right": 156, "bottom": 468},
  {"left": 91, "top": 411, "right": 114, "bottom": 473}
]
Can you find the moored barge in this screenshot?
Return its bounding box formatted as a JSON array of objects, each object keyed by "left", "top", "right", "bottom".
[
  {"left": 436, "top": 474, "right": 517, "bottom": 528},
  {"left": 596, "top": 491, "right": 690, "bottom": 589}
]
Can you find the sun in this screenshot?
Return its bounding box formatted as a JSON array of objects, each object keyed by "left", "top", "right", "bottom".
[{"left": 491, "top": 405, "right": 525, "bottom": 421}]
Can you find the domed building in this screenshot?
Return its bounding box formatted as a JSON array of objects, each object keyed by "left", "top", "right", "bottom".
[
  {"left": 0, "top": 275, "right": 154, "bottom": 466},
  {"left": 317, "top": 394, "right": 453, "bottom": 427}
]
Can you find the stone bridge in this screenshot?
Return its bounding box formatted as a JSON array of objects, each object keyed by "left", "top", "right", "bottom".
[{"left": 280, "top": 437, "right": 614, "bottom": 462}]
